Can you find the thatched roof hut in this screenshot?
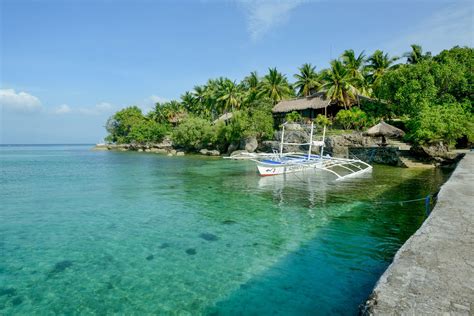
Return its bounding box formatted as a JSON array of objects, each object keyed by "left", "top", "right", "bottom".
[
  {"left": 365, "top": 121, "right": 405, "bottom": 138},
  {"left": 272, "top": 93, "right": 330, "bottom": 113}
]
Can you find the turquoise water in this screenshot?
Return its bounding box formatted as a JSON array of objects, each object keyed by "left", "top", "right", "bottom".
[{"left": 0, "top": 145, "right": 451, "bottom": 315}]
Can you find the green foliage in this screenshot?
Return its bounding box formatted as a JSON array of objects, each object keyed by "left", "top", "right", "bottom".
[
  {"left": 129, "top": 120, "right": 168, "bottom": 144},
  {"left": 335, "top": 108, "right": 368, "bottom": 130},
  {"left": 103, "top": 45, "right": 472, "bottom": 149},
  {"left": 171, "top": 116, "right": 216, "bottom": 150},
  {"left": 105, "top": 106, "right": 168, "bottom": 144},
  {"left": 294, "top": 63, "right": 319, "bottom": 97},
  {"left": 406, "top": 102, "right": 473, "bottom": 146},
  {"left": 285, "top": 111, "right": 302, "bottom": 123},
  {"left": 315, "top": 114, "right": 332, "bottom": 127},
  {"left": 376, "top": 61, "right": 438, "bottom": 116},
  {"left": 219, "top": 108, "right": 274, "bottom": 145}
]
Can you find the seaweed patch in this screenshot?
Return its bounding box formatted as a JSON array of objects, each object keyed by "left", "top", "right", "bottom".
[
  {"left": 0, "top": 288, "right": 16, "bottom": 297},
  {"left": 146, "top": 254, "right": 154, "bottom": 261}
]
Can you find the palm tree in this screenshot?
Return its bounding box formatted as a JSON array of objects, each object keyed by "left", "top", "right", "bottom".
[
  {"left": 366, "top": 50, "right": 399, "bottom": 84},
  {"left": 241, "top": 71, "right": 261, "bottom": 106},
  {"left": 403, "top": 44, "right": 431, "bottom": 64},
  {"left": 320, "top": 60, "right": 357, "bottom": 109},
  {"left": 217, "top": 79, "right": 242, "bottom": 112},
  {"left": 259, "top": 68, "right": 293, "bottom": 104},
  {"left": 294, "top": 63, "right": 320, "bottom": 97},
  {"left": 341, "top": 49, "right": 366, "bottom": 81}
]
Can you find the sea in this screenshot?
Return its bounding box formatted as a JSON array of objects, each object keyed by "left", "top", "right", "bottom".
[{"left": 0, "top": 144, "right": 451, "bottom": 315}]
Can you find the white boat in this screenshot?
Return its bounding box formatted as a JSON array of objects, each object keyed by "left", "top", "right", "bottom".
[{"left": 228, "top": 122, "right": 372, "bottom": 180}]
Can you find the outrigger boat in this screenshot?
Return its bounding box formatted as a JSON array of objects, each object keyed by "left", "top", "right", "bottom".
[{"left": 227, "top": 122, "right": 372, "bottom": 180}]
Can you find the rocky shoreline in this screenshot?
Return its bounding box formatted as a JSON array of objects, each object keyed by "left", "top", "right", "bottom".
[{"left": 93, "top": 132, "right": 464, "bottom": 167}]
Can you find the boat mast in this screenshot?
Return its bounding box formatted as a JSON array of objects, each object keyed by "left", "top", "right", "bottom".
[
  {"left": 307, "top": 121, "right": 314, "bottom": 160},
  {"left": 279, "top": 123, "right": 285, "bottom": 158},
  {"left": 320, "top": 125, "right": 326, "bottom": 158}
]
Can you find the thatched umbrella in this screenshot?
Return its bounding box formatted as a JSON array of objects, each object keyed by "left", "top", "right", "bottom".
[{"left": 365, "top": 121, "right": 405, "bottom": 146}]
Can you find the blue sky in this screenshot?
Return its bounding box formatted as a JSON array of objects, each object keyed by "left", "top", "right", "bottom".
[{"left": 1, "top": 0, "right": 472, "bottom": 144}]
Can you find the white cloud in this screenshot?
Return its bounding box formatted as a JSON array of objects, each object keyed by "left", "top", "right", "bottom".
[
  {"left": 386, "top": 2, "right": 473, "bottom": 55},
  {"left": 239, "top": 0, "right": 306, "bottom": 41},
  {"left": 77, "top": 102, "right": 115, "bottom": 115},
  {"left": 0, "top": 89, "right": 42, "bottom": 112},
  {"left": 55, "top": 104, "right": 72, "bottom": 114}
]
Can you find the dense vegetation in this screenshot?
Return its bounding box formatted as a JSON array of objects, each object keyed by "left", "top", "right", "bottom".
[{"left": 105, "top": 45, "right": 473, "bottom": 150}]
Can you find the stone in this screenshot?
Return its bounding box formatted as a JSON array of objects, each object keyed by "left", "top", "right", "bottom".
[
  {"left": 410, "top": 142, "right": 460, "bottom": 164},
  {"left": 137, "top": 149, "right": 143, "bottom": 152},
  {"left": 227, "top": 142, "right": 239, "bottom": 154},
  {"left": 230, "top": 150, "right": 249, "bottom": 157},
  {"left": 144, "top": 149, "right": 151, "bottom": 152},
  {"left": 200, "top": 149, "right": 220, "bottom": 156},
  {"left": 176, "top": 151, "right": 185, "bottom": 156},
  {"left": 207, "top": 150, "right": 220, "bottom": 156},
  {"left": 240, "top": 136, "right": 258, "bottom": 153}
]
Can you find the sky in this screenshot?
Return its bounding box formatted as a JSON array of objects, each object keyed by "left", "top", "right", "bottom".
[{"left": 1, "top": 0, "right": 473, "bottom": 144}]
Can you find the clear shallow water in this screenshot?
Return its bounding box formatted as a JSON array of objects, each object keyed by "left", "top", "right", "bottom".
[{"left": 0, "top": 145, "right": 451, "bottom": 315}]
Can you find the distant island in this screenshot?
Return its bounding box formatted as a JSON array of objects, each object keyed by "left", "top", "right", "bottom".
[{"left": 101, "top": 45, "right": 473, "bottom": 157}]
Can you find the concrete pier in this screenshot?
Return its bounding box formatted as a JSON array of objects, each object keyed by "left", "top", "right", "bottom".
[{"left": 363, "top": 153, "right": 474, "bottom": 315}]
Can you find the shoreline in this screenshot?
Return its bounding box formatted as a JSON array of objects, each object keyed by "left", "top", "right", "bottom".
[{"left": 361, "top": 153, "right": 474, "bottom": 314}]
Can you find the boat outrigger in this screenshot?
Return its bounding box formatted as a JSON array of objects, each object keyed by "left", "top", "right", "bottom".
[{"left": 227, "top": 122, "right": 372, "bottom": 180}]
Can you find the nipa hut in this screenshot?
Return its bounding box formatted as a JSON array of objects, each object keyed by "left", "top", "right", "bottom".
[{"left": 272, "top": 92, "right": 334, "bottom": 125}]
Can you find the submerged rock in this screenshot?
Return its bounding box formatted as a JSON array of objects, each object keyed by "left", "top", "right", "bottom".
[
  {"left": 185, "top": 248, "right": 197, "bottom": 255},
  {"left": 11, "top": 296, "right": 23, "bottom": 306},
  {"left": 199, "top": 233, "right": 219, "bottom": 241},
  {"left": 146, "top": 255, "right": 154, "bottom": 261},
  {"left": 0, "top": 288, "right": 16, "bottom": 297},
  {"left": 50, "top": 260, "right": 73, "bottom": 274},
  {"left": 159, "top": 242, "right": 170, "bottom": 249}
]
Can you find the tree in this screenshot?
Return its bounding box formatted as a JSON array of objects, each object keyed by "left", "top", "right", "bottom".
[
  {"left": 320, "top": 60, "right": 357, "bottom": 108},
  {"left": 403, "top": 44, "right": 431, "bottom": 64},
  {"left": 294, "top": 63, "right": 320, "bottom": 97},
  {"left": 241, "top": 71, "right": 261, "bottom": 106},
  {"left": 406, "top": 102, "right": 472, "bottom": 146},
  {"left": 259, "top": 68, "right": 293, "bottom": 104},
  {"left": 366, "top": 50, "right": 399, "bottom": 85},
  {"left": 171, "top": 116, "right": 216, "bottom": 150},
  {"left": 216, "top": 79, "right": 242, "bottom": 112}
]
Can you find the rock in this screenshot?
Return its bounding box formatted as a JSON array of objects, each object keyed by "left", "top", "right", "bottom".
[
  {"left": 240, "top": 136, "right": 258, "bottom": 153},
  {"left": 176, "top": 151, "right": 185, "bottom": 156},
  {"left": 410, "top": 143, "right": 460, "bottom": 164},
  {"left": 149, "top": 148, "right": 168, "bottom": 154},
  {"left": 137, "top": 148, "right": 143, "bottom": 152},
  {"left": 169, "top": 149, "right": 177, "bottom": 155},
  {"left": 258, "top": 141, "right": 280, "bottom": 153},
  {"left": 324, "top": 132, "right": 378, "bottom": 157},
  {"left": 167, "top": 153, "right": 173, "bottom": 156},
  {"left": 227, "top": 142, "right": 239, "bottom": 154},
  {"left": 230, "top": 150, "right": 249, "bottom": 157},
  {"left": 200, "top": 149, "right": 220, "bottom": 156},
  {"left": 144, "top": 148, "right": 151, "bottom": 152}
]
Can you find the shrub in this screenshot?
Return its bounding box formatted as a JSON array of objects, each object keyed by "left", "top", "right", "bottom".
[
  {"left": 172, "top": 116, "right": 216, "bottom": 150},
  {"left": 285, "top": 111, "right": 302, "bottom": 123},
  {"left": 315, "top": 114, "right": 332, "bottom": 127},
  {"left": 335, "top": 108, "right": 368, "bottom": 130}
]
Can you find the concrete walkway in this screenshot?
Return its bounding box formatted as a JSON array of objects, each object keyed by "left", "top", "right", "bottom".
[{"left": 363, "top": 153, "right": 474, "bottom": 315}]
